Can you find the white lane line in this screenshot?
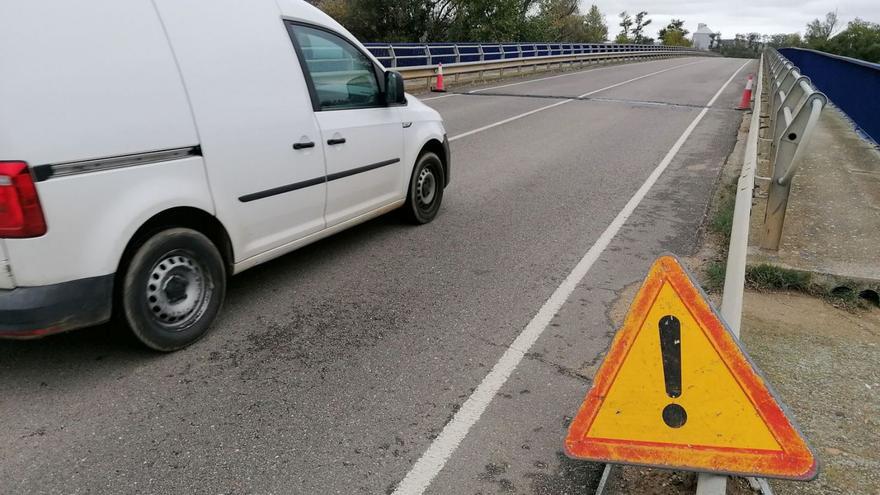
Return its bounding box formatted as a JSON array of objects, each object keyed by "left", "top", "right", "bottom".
[
  {"left": 448, "top": 100, "right": 571, "bottom": 141},
  {"left": 391, "top": 59, "right": 749, "bottom": 495},
  {"left": 448, "top": 59, "right": 706, "bottom": 142},
  {"left": 420, "top": 93, "right": 460, "bottom": 101}
]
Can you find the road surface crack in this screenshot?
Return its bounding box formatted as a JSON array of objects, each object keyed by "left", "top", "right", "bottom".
[{"left": 449, "top": 91, "right": 739, "bottom": 112}]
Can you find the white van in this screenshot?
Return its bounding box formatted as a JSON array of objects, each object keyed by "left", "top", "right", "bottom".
[{"left": 0, "top": 0, "right": 449, "bottom": 350}]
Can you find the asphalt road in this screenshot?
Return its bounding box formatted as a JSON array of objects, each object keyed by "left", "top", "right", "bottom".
[{"left": 0, "top": 56, "right": 754, "bottom": 494}]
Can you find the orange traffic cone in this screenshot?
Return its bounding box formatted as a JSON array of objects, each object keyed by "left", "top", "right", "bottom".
[
  {"left": 432, "top": 63, "right": 447, "bottom": 92},
  {"left": 737, "top": 74, "right": 754, "bottom": 110}
]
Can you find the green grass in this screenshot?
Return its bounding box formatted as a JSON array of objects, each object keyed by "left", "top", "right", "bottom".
[
  {"left": 699, "top": 142, "right": 872, "bottom": 311},
  {"left": 826, "top": 286, "right": 863, "bottom": 309},
  {"left": 745, "top": 264, "right": 811, "bottom": 291},
  {"left": 704, "top": 261, "right": 727, "bottom": 291},
  {"left": 745, "top": 264, "right": 867, "bottom": 310},
  {"left": 701, "top": 180, "right": 736, "bottom": 293},
  {"left": 709, "top": 188, "right": 735, "bottom": 244}
]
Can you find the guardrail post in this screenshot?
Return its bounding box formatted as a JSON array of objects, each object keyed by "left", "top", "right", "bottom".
[
  {"left": 766, "top": 63, "right": 782, "bottom": 112},
  {"left": 767, "top": 67, "right": 794, "bottom": 136},
  {"left": 772, "top": 58, "right": 788, "bottom": 81},
  {"left": 773, "top": 76, "right": 807, "bottom": 134},
  {"left": 761, "top": 92, "right": 827, "bottom": 250},
  {"left": 776, "top": 70, "right": 799, "bottom": 102},
  {"left": 761, "top": 181, "right": 793, "bottom": 252},
  {"left": 516, "top": 44, "right": 522, "bottom": 74}
]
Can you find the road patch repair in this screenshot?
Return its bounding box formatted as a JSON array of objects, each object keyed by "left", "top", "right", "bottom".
[{"left": 565, "top": 255, "right": 815, "bottom": 481}]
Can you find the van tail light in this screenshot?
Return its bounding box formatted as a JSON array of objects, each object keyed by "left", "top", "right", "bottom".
[{"left": 0, "top": 161, "right": 47, "bottom": 238}]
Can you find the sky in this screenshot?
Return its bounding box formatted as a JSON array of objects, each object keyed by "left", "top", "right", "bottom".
[{"left": 588, "top": 0, "right": 880, "bottom": 40}]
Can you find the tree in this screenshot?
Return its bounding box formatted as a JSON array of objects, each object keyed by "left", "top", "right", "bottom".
[
  {"left": 767, "top": 33, "right": 804, "bottom": 48},
  {"left": 538, "top": 0, "right": 582, "bottom": 41},
  {"left": 582, "top": 5, "right": 608, "bottom": 42},
  {"left": 821, "top": 18, "right": 880, "bottom": 62},
  {"left": 317, "top": 0, "right": 454, "bottom": 42},
  {"left": 658, "top": 19, "right": 687, "bottom": 40},
  {"left": 447, "top": 0, "right": 536, "bottom": 42},
  {"left": 631, "top": 11, "right": 652, "bottom": 44},
  {"left": 719, "top": 32, "right": 760, "bottom": 58},
  {"left": 805, "top": 10, "right": 839, "bottom": 47},
  {"left": 315, "top": 0, "right": 349, "bottom": 22},
  {"left": 617, "top": 11, "right": 633, "bottom": 43},
  {"left": 659, "top": 19, "right": 689, "bottom": 46},
  {"left": 662, "top": 31, "right": 690, "bottom": 47},
  {"left": 746, "top": 32, "right": 762, "bottom": 49}
]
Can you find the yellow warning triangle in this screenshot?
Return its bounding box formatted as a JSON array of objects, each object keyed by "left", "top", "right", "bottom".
[{"left": 565, "top": 255, "right": 817, "bottom": 480}]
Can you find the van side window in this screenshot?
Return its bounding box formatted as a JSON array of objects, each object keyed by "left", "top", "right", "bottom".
[{"left": 287, "top": 23, "right": 381, "bottom": 111}]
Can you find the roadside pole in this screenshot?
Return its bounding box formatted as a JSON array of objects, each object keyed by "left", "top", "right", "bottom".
[{"left": 695, "top": 53, "right": 765, "bottom": 495}]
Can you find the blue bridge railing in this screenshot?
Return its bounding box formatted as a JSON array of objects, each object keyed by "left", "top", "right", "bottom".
[
  {"left": 779, "top": 47, "right": 880, "bottom": 143},
  {"left": 364, "top": 42, "right": 697, "bottom": 69}
]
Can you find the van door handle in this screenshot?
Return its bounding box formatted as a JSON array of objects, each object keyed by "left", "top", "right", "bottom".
[
  {"left": 293, "top": 141, "right": 315, "bottom": 150},
  {"left": 327, "top": 138, "right": 346, "bottom": 145}
]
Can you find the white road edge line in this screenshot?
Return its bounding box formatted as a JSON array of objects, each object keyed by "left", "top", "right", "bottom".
[
  {"left": 391, "top": 59, "right": 750, "bottom": 495},
  {"left": 448, "top": 59, "right": 706, "bottom": 142}
]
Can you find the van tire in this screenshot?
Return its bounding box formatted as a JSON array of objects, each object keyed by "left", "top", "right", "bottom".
[
  {"left": 403, "top": 151, "right": 445, "bottom": 224},
  {"left": 120, "top": 228, "right": 226, "bottom": 351}
]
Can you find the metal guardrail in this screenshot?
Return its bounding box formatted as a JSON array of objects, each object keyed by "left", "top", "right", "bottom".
[
  {"left": 366, "top": 43, "right": 712, "bottom": 88},
  {"left": 364, "top": 42, "right": 698, "bottom": 68},
  {"left": 761, "top": 49, "right": 827, "bottom": 250},
  {"left": 696, "top": 52, "right": 772, "bottom": 495}
]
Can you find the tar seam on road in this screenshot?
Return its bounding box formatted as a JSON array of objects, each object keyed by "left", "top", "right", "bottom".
[
  {"left": 419, "top": 56, "right": 692, "bottom": 101},
  {"left": 448, "top": 59, "right": 707, "bottom": 142},
  {"left": 449, "top": 91, "right": 740, "bottom": 112},
  {"left": 390, "top": 59, "right": 750, "bottom": 495}
]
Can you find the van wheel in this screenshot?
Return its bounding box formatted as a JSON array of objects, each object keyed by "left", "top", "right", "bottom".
[
  {"left": 403, "top": 151, "right": 445, "bottom": 224},
  {"left": 121, "top": 228, "right": 226, "bottom": 351}
]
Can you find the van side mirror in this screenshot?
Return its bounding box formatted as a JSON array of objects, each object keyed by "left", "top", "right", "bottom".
[{"left": 384, "top": 71, "right": 407, "bottom": 105}]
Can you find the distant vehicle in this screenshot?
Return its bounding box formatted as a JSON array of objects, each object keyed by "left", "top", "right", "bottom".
[{"left": 0, "top": 0, "right": 449, "bottom": 350}]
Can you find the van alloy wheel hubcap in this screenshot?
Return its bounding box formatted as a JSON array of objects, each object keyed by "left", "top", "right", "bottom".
[
  {"left": 146, "top": 252, "right": 209, "bottom": 329},
  {"left": 417, "top": 167, "right": 436, "bottom": 207}
]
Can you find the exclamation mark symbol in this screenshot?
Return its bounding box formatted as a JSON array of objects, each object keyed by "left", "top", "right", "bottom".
[{"left": 659, "top": 315, "right": 687, "bottom": 428}]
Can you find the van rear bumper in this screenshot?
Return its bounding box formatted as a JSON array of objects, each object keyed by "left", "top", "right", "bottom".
[{"left": 0, "top": 275, "right": 113, "bottom": 338}]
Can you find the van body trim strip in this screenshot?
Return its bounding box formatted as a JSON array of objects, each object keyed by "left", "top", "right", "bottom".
[
  {"left": 238, "top": 158, "right": 400, "bottom": 203},
  {"left": 32, "top": 146, "right": 202, "bottom": 182},
  {"left": 325, "top": 158, "right": 400, "bottom": 182}
]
